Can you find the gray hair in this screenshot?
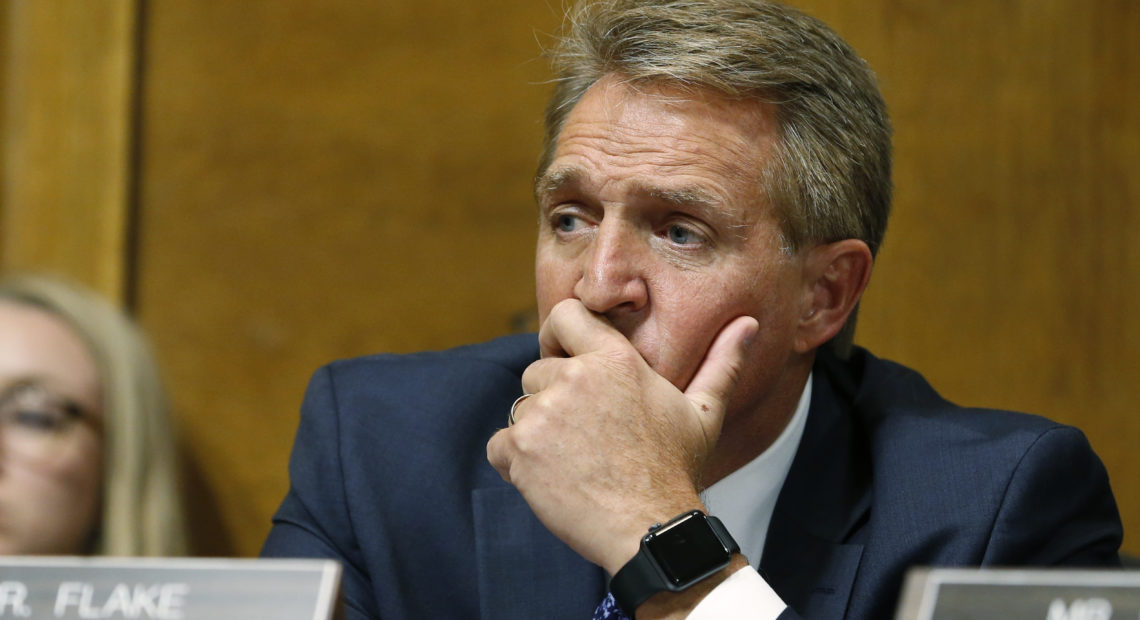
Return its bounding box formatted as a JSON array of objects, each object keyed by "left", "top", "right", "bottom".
[
  {"left": 540, "top": 0, "right": 892, "bottom": 356},
  {"left": 0, "top": 274, "right": 187, "bottom": 556}
]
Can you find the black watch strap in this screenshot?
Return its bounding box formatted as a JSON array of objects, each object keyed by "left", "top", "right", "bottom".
[
  {"left": 610, "top": 546, "right": 663, "bottom": 615},
  {"left": 610, "top": 511, "right": 739, "bottom": 615}
]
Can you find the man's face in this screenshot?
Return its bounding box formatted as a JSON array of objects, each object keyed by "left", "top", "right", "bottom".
[{"left": 534, "top": 75, "right": 812, "bottom": 416}]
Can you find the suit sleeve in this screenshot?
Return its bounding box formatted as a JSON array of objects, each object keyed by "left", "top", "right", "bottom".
[
  {"left": 261, "top": 366, "right": 379, "bottom": 619},
  {"left": 982, "top": 425, "right": 1122, "bottom": 566}
]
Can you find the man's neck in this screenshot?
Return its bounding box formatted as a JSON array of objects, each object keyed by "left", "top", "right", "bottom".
[{"left": 699, "top": 354, "right": 814, "bottom": 488}]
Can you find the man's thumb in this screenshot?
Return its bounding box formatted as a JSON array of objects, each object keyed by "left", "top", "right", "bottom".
[{"left": 684, "top": 315, "right": 759, "bottom": 426}]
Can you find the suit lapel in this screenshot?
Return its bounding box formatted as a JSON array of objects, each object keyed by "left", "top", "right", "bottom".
[
  {"left": 761, "top": 363, "right": 870, "bottom": 619},
  {"left": 472, "top": 485, "right": 605, "bottom": 620}
]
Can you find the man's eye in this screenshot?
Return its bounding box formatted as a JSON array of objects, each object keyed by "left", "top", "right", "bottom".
[
  {"left": 555, "top": 214, "right": 581, "bottom": 232},
  {"left": 667, "top": 224, "right": 700, "bottom": 245}
]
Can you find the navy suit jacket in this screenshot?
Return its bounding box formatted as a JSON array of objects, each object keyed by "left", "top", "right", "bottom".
[{"left": 262, "top": 334, "right": 1122, "bottom": 619}]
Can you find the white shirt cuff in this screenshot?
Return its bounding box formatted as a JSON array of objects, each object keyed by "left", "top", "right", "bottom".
[{"left": 686, "top": 566, "right": 787, "bottom": 619}]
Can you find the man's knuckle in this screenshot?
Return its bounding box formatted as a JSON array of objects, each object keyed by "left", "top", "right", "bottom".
[
  {"left": 606, "top": 345, "right": 640, "bottom": 368},
  {"left": 556, "top": 358, "right": 588, "bottom": 385}
]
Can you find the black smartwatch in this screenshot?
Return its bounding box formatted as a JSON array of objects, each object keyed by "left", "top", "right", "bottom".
[{"left": 609, "top": 510, "right": 740, "bottom": 615}]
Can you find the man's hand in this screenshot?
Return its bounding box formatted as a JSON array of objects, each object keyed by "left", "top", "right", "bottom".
[{"left": 486, "top": 298, "right": 758, "bottom": 575}]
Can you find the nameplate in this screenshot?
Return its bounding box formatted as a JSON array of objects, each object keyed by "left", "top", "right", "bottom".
[
  {"left": 0, "top": 557, "right": 340, "bottom": 619},
  {"left": 896, "top": 568, "right": 1140, "bottom": 620}
]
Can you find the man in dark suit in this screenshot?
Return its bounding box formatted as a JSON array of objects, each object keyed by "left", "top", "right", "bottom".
[{"left": 263, "top": 1, "right": 1122, "bottom": 618}]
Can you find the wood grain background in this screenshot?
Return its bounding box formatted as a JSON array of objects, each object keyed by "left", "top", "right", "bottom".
[{"left": 3, "top": 0, "right": 1137, "bottom": 560}]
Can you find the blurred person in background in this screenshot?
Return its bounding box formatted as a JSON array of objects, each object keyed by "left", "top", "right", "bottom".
[{"left": 0, "top": 274, "right": 186, "bottom": 556}]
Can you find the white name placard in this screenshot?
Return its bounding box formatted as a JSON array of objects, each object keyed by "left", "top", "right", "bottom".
[
  {"left": 0, "top": 557, "right": 340, "bottom": 620},
  {"left": 896, "top": 567, "right": 1140, "bottom": 620}
]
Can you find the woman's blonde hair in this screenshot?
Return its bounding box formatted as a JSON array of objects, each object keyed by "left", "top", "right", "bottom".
[{"left": 0, "top": 274, "right": 187, "bottom": 556}]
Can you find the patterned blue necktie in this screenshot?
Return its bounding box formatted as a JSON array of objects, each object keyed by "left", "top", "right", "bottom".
[{"left": 592, "top": 591, "right": 630, "bottom": 619}]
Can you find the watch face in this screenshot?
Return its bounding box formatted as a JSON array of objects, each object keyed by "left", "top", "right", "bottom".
[{"left": 646, "top": 514, "right": 730, "bottom": 586}]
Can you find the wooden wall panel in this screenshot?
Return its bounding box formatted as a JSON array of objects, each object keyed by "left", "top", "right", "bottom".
[
  {"left": 797, "top": 0, "right": 1140, "bottom": 552},
  {"left": 1, "top": 6, "right": 7, "bottom": 224},
  {"left": 121, "top": 0, "right": 1138, "bottom": 559},
  {"left": 0, "top": 0, "right": 137, "bottom": 300},
  {"left": 133, "top": 0, "right": 560, "bottom": 556}
]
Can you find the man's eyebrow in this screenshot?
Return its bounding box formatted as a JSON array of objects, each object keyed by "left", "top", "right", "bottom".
[
  {"left": 644, "top": 183, "right": 752, "bottom": 239},
  {"left": 643, "top": 185, "right": 719, "bottom": 210},
  {"left": 536, "top": 169, "right": 721, "bottom": 208},
  {"left": 534, "top": 167, "right": 583, "bottom": 201}
]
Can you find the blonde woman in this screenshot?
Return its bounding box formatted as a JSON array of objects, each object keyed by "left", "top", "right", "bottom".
[{"left": 0, "top": 274, "right": 186, "bottom": 556}]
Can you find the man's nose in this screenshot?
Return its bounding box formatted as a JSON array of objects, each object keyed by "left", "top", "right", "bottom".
[{"left": 572, "top": 222, "right": 649, "bottom": 315}]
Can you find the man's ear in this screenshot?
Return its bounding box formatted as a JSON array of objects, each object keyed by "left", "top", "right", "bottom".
[{"left": 794, "top": 239, "right": 873, "bottom": 353}]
